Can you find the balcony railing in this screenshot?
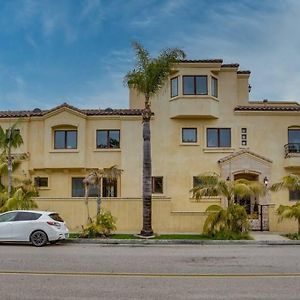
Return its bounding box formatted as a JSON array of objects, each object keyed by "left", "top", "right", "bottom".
[{"left": 284, "top": 143, "right": 300, "bottom": 158}]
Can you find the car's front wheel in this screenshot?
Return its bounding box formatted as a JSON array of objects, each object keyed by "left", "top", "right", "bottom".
[{"left": 30, "top": 230, "right": 48, "bottom": 247}]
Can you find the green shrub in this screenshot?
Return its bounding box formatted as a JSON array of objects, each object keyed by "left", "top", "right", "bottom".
[
  {"left": 204, "top": 204, "right": 249, "bottom": 238},
  {"left": 285, "top": 233, "right": 300, "bottom": 240},
  {"left": 81, "top": 210, "right": 117, "bottom": 238},
  {"left": 209, "top": 231, "right": 252, "bottom": 240}
]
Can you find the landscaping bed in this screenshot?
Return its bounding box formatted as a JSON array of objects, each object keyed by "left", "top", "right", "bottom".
[{"left": 69, "top": 232, "right": 252, "bottom": 240}]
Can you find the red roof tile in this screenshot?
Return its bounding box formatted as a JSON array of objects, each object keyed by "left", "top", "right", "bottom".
[
  {"left": 0, "top": 103, "right": 143, "bottom": 118},
  {"left": 178, "top": 59, "right": 223, "bottom": 63},
  {"left": 235, "top": 105, "right": 300, "bottom": 112}
]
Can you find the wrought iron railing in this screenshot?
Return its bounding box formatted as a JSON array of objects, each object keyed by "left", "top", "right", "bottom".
[{"left": 284, "top": 143, "right": 300, "bottom": 157}]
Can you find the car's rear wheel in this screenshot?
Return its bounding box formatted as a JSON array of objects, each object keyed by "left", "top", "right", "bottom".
[{"left": 30, "top": 230, "right": 48, "bottom": 247}]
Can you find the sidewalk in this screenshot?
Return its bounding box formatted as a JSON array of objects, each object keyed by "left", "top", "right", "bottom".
[{"left": 250, "top": 231, "right": 290, "bottom": 241}]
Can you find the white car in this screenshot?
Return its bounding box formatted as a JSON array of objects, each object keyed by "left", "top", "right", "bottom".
[{"left": 0, "top": 210, "right": 69, "bottom": 247}]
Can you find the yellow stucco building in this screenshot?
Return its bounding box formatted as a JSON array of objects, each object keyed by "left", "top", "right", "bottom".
[{"left": 1, "top": 59, "right": 300, "bottom": 233}]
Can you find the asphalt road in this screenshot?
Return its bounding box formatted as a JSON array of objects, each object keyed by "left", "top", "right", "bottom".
[{"left": 0, "top": 243, "right": 299, "bottom": 299}]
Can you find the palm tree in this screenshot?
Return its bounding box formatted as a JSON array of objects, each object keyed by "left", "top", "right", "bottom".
[
  {"left": 0, "top": 152, "right": 23, "bottom": 190},
  {"left": 124, "top": 42, "right": 185, "bottom": 236},
  {"left": 192, "top": 173, "right": 266, "bottom": 207},
  {"left": 0, "top": 121, "right": 23, "bottom": 197},
  {"left": 203, "top": 204, "right": 249, "bottom": 236},
  {"left": 83, "top": 165, "right": 122, "bottom": 222},
  {"left": 270, "top": 174, "right": 300, "bottom": 234},
  {"left": 276, "top": 203, "right": 300, "bottom": 234},
  {"left": 1, "top": 178, "right": 38, "bottom": 212},
  {"left": 192, "top": 173, "right": 266, "bottom": 234},
  {"left": 270, "top": 174, "right": 300, "bottom": 193}
]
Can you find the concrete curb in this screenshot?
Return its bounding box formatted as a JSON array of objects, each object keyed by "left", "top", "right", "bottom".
[{"left": 65, "top": 238, "right": 300, "bottom": 246}]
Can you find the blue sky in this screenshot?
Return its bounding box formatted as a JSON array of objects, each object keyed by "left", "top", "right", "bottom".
[{"left": 0, "top": 0, "right": 299, "bottom": 110}]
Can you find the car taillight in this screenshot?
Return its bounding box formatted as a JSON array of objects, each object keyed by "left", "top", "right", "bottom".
[{"left": 47, "top": 221, "right": 61, "bottom": 228}]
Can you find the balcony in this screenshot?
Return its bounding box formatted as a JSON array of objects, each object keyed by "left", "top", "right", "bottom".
[
  {"left": 169, "top": 96, "right": 219, "bottom": 119},
  {"left": 284, "top": 143, "right": 300, "bottom": 168}
]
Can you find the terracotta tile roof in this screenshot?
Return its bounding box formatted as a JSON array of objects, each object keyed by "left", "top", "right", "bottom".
[
  {"left": 235, "top": 105, "right": 300, "bottom": 112},
  {"left": 237, "top": 70, "right": 251, "bottom": 74},
  {"left": 221, "top": 63, "right": 239, "bottom": 68},
  {"left": 0, "top": 103, "right": 143, "bottom": 118},
  {"left": 218, "top": 149, "right": 272, "bottom": 163},
  {"left": 178, "top": 59, "right": 223, "bottom": 63}
]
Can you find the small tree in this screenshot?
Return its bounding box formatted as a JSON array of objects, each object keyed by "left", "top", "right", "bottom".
[
  {"left": 124, "top": 42, "right": 185, "bottom": 236},
  {"left": 192, "top": 173, "right": 266, "bottom": 207},
  {"left": 270, "top": 174, "right": 300, "bottom": 234},
  {"left": 0, "top": 121, "right": 24, "bottom": 197},
  {"left": 270, "top": 174, "right": 300, "bottom": 193},
  {"left": 1, "top": 178, "right": 38, "bottom": 212},
  {"left": 192, "top": 173, "right": 266, "bottom": 235},
  {"left": 203, "top": 204, "right": 249, "bottom": 238},
  {"left": 83, "top": 165, "right": 122, "bottom": 223},
  {"left": 276, "top": 203, "right": 300, "bottom": 234}
]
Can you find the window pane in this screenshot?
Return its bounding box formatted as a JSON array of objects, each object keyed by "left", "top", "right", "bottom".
[
  {"left": 49, "top": 213, "right": 64, "bottom": 222},
  {"left": 207, "top": 128, "right": 218, "bottom": 147},
  {"left": 0, "top": 212, "right": 17, "bottom": 222},
  {"left": 15, "top": 212, "right": 42, "bottom": 221},
  {"left": 72, "top": 178, "right": 85, "bottom": 197},
  {"left": 54, "top": 131, "right": 65, "bottom": 149},
  {"left": 109, "top": 130, "right": 120, "bottom": 148},
  {"left": 171, "top": 77, "right": 178, "bottom": 97},
  {"left": 35, "top": 177, "right": 48, "bottom": 187},
  {"left": 66, "top": 131, "right": 77, "bottom": 149},
  {"left": 103, "top": 178, "right": 117, "bottom": 197},
  {"left": 196, "top": 76, "right": 207, "bottom": 95},
  {"left": 220, "top": 129, "right": 231, "bottom": 147},
  {"left": 182, "top": 128, "right": 197, "bottom": 143},
  {"left": 289, "top": 189, "right": 300, "bottom": 201},
  {"left": 152, "top": 177, "right": 163, "bottom": 194},
  {"left": 288, "top": 129, "right": 300, "bottom": 143},
  {"left": 183, "top": 76, "right": 195, "bottom": 95},
  {"left": 211, "top": 77, "right": 218, "bottom": 98},
  {"left": 97, "top": 131, "right": 108, "bottom": 148}
]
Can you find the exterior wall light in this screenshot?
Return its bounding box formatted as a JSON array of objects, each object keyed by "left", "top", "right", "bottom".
[
  {"left": 263, "top": 176, "right": 269, "bottom": 187},
  {"left": 248, "top": 84, "right": 252, "bottom": 93}
]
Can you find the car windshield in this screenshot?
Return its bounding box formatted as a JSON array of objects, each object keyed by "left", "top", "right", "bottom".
[{"left": 49, "top": 213, "right": 64, "bottom": 222}]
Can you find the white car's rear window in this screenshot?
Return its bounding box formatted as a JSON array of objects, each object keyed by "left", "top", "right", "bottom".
[{"left": 49, "top": 213, "right": 64, "bottom": 222}]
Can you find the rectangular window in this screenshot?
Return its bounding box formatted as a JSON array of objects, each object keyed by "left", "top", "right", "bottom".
[
  {"left": 207, "top": 128, "right": 231, "bottom": 147},
  {"left": 289, "top": 189, "right": 300, "bottom": 201},
  {"left": 183, "top": 76, "right": 208, "bottom": 95},
  {"left": 211, "top": 77, "right": 218, "bottom": 98},
  {"left": 102, "top": 178, "right": 118, "bottom": 197},
  {"left": 72, "top": 178, "right": 98, "bottom": 197},
  {"left": 182, "top": 128, "right": 197, "bottom": 143},
  {"left": 54, "top": 130, "right": 77, "bottom": 149},
  {"left": 96, "top": 130, "right": 120, "bottom": 149},
  {"left": 171, "top": 77, "right": 178, "bottom": 98},
  {"left": 152, "top": 177, "right": 163, "bottom": 194},
  {"left": 34, "top": 177, "right": 48, "bottom": 188},
  {"left": 288, "top": 129, "right": 300, "bottom": 143}
]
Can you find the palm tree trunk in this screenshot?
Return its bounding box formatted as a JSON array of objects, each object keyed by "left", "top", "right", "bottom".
[
  {"left": 140, "top": 101, "right": 153, "bottom": 237},
  {"left": 7, "top": 144, "right": 12, "bottom": 198},
  {"left": 96, "top": 183, "right": 101, "bottom": 215}
]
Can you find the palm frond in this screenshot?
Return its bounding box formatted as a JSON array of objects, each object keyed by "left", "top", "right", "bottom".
[
  {"left": 270, "top": 174, "right": 300, "bottom": 192},
  {"left": 124, "top": 42, "right": 185, "bottom": 99}
]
